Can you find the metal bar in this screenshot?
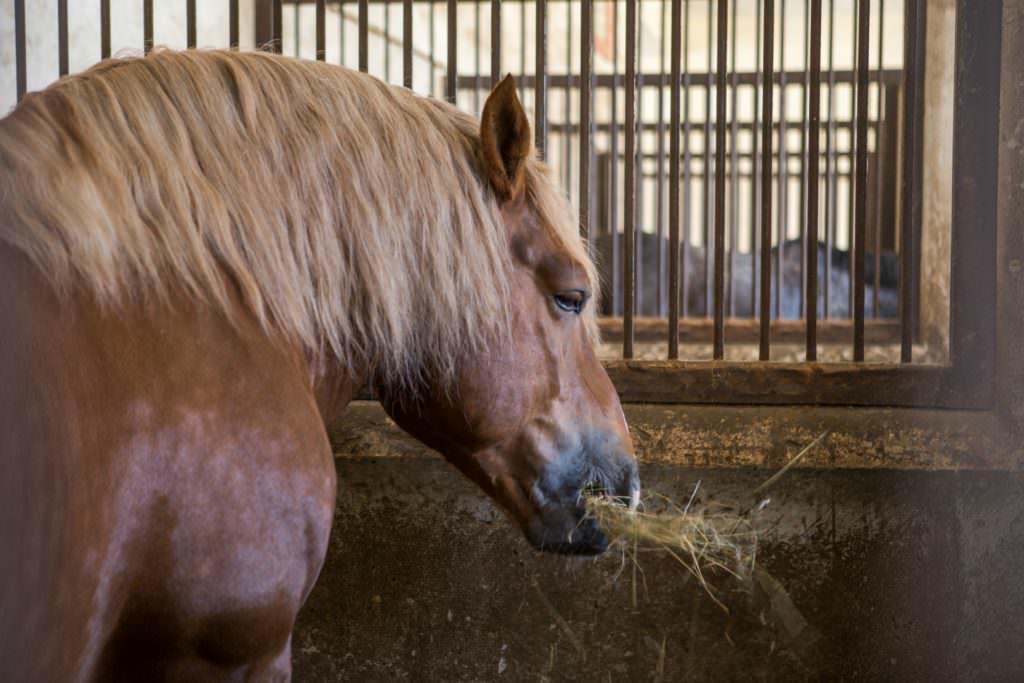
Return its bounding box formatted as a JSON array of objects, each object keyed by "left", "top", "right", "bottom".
[
  {"left": 750, "top": 0, "right": 762, "bottom": 320},
  {"left": 15, "top": 0, "right": 25, "bottom": 101},
  {"left": 797, "top": 0, "right": 809, "bottom": 319},
  {"left": 360, "top": 0, "right": 369, "bottom": 71},
  {"left": 703, "top": 0, "right": 713, "bottom": 318},
  {"left": 852, "top": 0, "right": 870, "bottom": 360},
  {"left": 403, "top": 0, "right": 412, "bottom": 84},
  {"left": 728, "top": 0, "right": 739, "bottom": 318},
  {"left": 535, "top": 0, "right": 547, "bottom": 155},
  {"left": 759, "top": 0, "right": 775, "bottom": 360},
  {"left": 656, "top": 0, "right": 667, "bottom": 317},
  {"left": 623, "top": 0, "right": 637, "bottom": 358},
  {"left": 900, "top": 0, "right": 924, "bottom": 361},
  {"left": 713, "top": 0, "right": 728, "bottom": 359},
  {"left": 776, "top": 0, "right": 786, "bottom": 320},
  {"left": 273, "top": 0, "right": 283, "bottom": 53},
  {"left": 294, "top": 2, "right": 300, "bottom": 57},
  {"left": 491, "top": 0, "right": 501, "bottom": 85},
  {"left": 230, "top": 0, "right": 240, "bottom": 49},
  {"left": 562, "top": 3, "right": 573, "bottom": 192},
  {"left": 316, "top": 0, "right": 326, "bottom": 60},
  {"left": 871, "top": 0, "right": 885, "bottom": 318},
  {"left": 58, "top": 0, "right": 68, "bottom": 76},
  {"left": 682, "top": 0, "right": 691, "bottom": 318},
  {"left": 101, "top": 0, "right": 111, "bottom": 59},
  {"left": 187, "top": 0, "right": 197, "bottom": 49},
  {"left": 824, "top": 0, "right": 835, "bottom": 317},
  {"left": 474, "top": 2, "right": 481, "bottom": 110},
  {"left": 805, "top": 0, "right": 822, "bottom": 360},
  {"left": 669, "top": 0, "right": 682, "bottom": 358},
  {"left": 386, "top": 1, "right": 393, "bottom": 81},
  {"left": 429, "top": 0, "right": 435, "bottom": 93},
  {"left": 464, "top": 67, "right": 900, "bottom": 89},
  {"left": 610, "top": 1, "right": 620, "bottom": 315},
  {"left": 447, "top": 0, "right": 457, "bottom": 101},
  {"left": 580, "top": 0, "right": 593, "bottom": 242},
  {"left": 847, "top": 1, "right": 857, "bottom": 318},
  {"left": 144, "top": 0, "right": 153, "bottom": 53}
]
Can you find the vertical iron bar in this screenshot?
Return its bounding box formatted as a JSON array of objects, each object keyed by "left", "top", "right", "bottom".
[
  {"left": 750, "top": 0, "right": 762, "bottom": 319},
  {"left": 824, "top": 0, "right": 835, "bottom": 317},
  {"left": 563, "top": 4, "right": 573, "bottom": 192},
  {"left": 657, "top": 0, "right": 667, "bottom": 317},
  {"left": 317, "top": 0, "right": 326, "bottom": 60},
  {"left": 360, "top": 0, "right": 369, "bottom": 72},
  {"left": 847, "top": 1, "right": 857, "bottom": 317},
  {"left": 474, "top": 3, "right": 481, "bottom": 110},
  {"left": 682, "top": 0, "right": 691, "bottom": 318},
  {"left": 797, "top": 0, "right": 809, "bottom": 319},
  {"left": 230, "top": 0, "right": 240, "bottom": 49},
  {"left": 669, "top": 0, "right": 682, "bottom": 358},
  {"left": 430, "top": 1, "right": 436, "bottom": 93},
  {"left": 805, "top": 0, "right": 822, "bottom": 360},
  {"left": 491, "top": 0, "right": 501, "bottom": 85},
  {"left": 580, "top": 0, "right": 593, "bottom": 242},
  {"left": 728, "top": 0, "right": 739, "bottom": 318},
  {"left": 713, "top": 0, "right": 728, "bottom": 359},
  {"left": 624, "top": 0, "right": 637, "bottom": 358},
  {"left": 58, "top": 0, "right": 68, "bottom": 76},
  {"left": 293, "top": 3, "right": 300, "bottom": 57},
  {"left": 853, "top": 0, "right": 870, "bottom": 360},
  {"left": 386, "top": 1, "right": 392, "bottom": 81},
  {"left": 703, "top": 0, "right": 713, "bottom": 318},
  {"left": 871, "top": 0, "right": 885, "bottom": 318},
  {"left": 611, "top": 1, "right": 620, "bottom": 314},
  {"left": 759, "top": 0, "right": 775, "bottom": 360},
  {"left": 403, "top": 0, "right": 413, "bottom": 85},
  {"left": 144, "top": 0, "right": 153, "bottom": 53},
  {"left": 776, "top": 0, "right": 786, "bottom": 320},
  {"left": 187, "top": 0, "right": 196, "bottom": 49},
  {"left": 447, "top": 0, "right": 457, "bottom": 101},
  {"left": 101, "top": 0, "right": 111, "bottom": 59},
  {"left": 273, "top": 0, "right": 283, "bottom": 53},
  {"left": 15, "top": 0, "right": 26, "bottom": 101},
  {"left": 535, "top": 0, "right": 548, "bottom": 155},
  {"left": 900, "top": 0, "right": 925, "bottom": 361}
]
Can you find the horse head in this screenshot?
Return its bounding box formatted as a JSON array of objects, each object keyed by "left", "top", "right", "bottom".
[{"left": 382, "top": 76, "right": 639, "bottom": 555}]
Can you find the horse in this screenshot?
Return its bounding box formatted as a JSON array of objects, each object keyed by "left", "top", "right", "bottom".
[{"left": 0, "top": 50, "right": 639, "bottom": 681}]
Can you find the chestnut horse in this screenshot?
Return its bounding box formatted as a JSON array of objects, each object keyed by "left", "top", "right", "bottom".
[{"left": 0, "top": 51, "right": 638, "bottom": 680}]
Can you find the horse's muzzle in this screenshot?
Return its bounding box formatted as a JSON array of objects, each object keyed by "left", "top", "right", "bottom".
[{"left": 526, "top": 452, "right": 640, "bottom": 556}]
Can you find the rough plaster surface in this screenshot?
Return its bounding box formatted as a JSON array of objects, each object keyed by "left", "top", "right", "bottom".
[{"left": 293, "top": 448, "right": 1024, "bottom": 681}]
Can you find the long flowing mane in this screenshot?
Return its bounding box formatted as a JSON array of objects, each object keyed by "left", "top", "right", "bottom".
[{"left": 0, "top": 49, "right": 595, "bottom": 388}]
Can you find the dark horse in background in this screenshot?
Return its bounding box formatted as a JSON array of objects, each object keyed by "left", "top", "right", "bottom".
[{"left": 0, "top": 51, "right": 638, "bottom": 680}]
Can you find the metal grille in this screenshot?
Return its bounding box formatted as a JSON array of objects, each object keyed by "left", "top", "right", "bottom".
[{"left": 4, "top": 0, "right": 1001, "bottom": 408}]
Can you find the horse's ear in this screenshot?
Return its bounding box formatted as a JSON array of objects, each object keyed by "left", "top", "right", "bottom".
[{"left": 480, "top": 74, "right": 531, "bottom": 203}]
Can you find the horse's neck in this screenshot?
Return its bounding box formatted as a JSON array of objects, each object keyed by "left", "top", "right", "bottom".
[{"left": 311, "top": 358, "right": 366, "bottom": 425}]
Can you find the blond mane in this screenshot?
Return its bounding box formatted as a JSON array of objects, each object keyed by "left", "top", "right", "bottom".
[{"left": 0, "top": 49, "right": 595, "bottom": 389}]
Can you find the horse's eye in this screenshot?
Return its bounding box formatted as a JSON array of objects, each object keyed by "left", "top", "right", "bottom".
[{"left": 553, "top": 289, "right": 587, "bottom": 314}]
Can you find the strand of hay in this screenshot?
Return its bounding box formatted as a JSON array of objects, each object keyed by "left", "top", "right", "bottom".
[
  {"left": 583, "top": 431, "right": 830, "bottom": 612},
  {"left": 584, "top": 491, "right": 756, "bottom": 612}
]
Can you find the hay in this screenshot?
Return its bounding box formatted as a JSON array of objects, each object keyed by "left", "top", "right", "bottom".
[
  {"left": 583, "top": 490, "right": 757, "bottom": 612},
  {"left": 583, "top": 431, "right": 830, "bottom": 612}
]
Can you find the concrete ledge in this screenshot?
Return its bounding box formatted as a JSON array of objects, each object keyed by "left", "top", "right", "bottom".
[{"left": 329, "top": 401, "right": 1023, "bottom": 471}]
